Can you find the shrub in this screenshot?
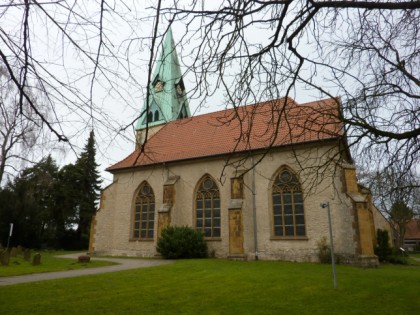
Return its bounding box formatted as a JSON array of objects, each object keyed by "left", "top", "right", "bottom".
[
  {"left": 157, "top": 226, "right": 208, "bottom": 259},
  {"left": 316, "top": 237, "right": 340, "bottom": 264},
  {"left": 388, "top": 255, "right": 408, "bottom": 265},
  {"left": 317, "top": 237, "right": 331, "bottom": 264},
  {"left": 374, "top": 229, "right": 392, "bottom": 262}
]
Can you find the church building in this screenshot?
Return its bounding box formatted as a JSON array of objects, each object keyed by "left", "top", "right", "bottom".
[{"left": 89, "top": 29, "right": 384, "bottom": 266}]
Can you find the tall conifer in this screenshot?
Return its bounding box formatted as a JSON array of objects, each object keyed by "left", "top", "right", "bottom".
[{"left": 75, "top": 130, "right": 102, "bottom": 246}]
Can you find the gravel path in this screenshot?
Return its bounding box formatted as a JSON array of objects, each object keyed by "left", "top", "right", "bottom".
[{"left": 0, "top": 253, "right": 173, "bottom": 286}]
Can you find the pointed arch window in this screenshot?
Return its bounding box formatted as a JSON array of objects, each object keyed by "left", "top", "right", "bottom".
[
  {"left": 154, "top": 110, "right": 160, "bottom": 121},
  {"left": 133, "top": 182, "right": 155, "bottom": 239},
  {"left": 195, "top": 175, "right": 221, "bottom": 238},
  {"left": 272, "top": 168, "right": 306, "bottom": 237},
  {"left": 175, "top": 77, "right": 185, "bottom": 96},
  {"left": 178, "top": 102, "right": 188, "bottom": 119},
  {"left": 152, "top": 75, "right": 164, "bottom": 93}
]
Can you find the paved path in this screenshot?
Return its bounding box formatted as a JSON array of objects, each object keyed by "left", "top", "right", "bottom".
[{"left": 0, "top": 253, "right": 173, "bottom": 286}]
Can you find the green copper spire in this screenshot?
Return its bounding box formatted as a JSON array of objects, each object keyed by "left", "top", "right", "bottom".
[{"left": 136, "top": 28, "right": 191, "bottom": 130}]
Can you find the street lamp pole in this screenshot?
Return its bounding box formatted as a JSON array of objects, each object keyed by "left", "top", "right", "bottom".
[
  {"left": 6, "top": 223, "right": 13, "bottom": 249},
  {"left": 320, "top": 202, "right": 337, "bottom": 289}
]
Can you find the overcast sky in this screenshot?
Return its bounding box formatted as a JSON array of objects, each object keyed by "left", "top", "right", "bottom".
[{"left": 1, "top": 0, "right": 342, "bottom": 186}]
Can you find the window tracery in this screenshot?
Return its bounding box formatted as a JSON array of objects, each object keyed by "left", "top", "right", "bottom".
[
  {"left": 272, "top": 168, "right": 305, "bottom": 237},
  {"left": 195, "top": 175, "right": 221, "bottom": 238},
  {"left": 133, "top": 182, "right": 155, "bottom": 239}
]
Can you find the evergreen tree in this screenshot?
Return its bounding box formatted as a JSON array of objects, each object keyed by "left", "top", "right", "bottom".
[
  {"left": 0, "top": 134, "right": 102, "bottom": 249},
  {"left": 53, "top": 163, "right": 80, "bottom": 248},
  {"left": 0, "top": 185, "right": 16, "bottom": 247},
  {"left": 0, "top": 156, "right": 58, "bottom": 248},
  {"left": 374, "top": 229, "right": 392, "bottom": 262},
  {"left": 75, "top": 130, "right": 102, "bottom": 247}
]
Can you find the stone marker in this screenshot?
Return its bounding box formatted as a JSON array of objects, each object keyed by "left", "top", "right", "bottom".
[
  {"left": 32, "top": 253, "right": 41, "bottom": 265},
  {"left": 78, "top": 255, "right": 91, "bottom": 263},
  {"left": 24, "top": 249, "right": 31, "bottom": 261},
  {"left": 10, "top": 247, "right": 17, "bottom": 257},
  {"left": 17, "top": 245, "right": 23, "bottom": 256},
  {"left": 1, "top": 250, "right": 10, "bottom": 266}
]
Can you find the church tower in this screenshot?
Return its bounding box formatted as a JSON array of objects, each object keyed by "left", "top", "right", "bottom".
[{"left": 136, "top": 28, "right": 191, "bottom": 146}]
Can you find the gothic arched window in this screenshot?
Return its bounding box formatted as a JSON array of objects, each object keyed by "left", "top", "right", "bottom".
[
  {"left": 272, "top": 168, "right": 305, "bottom": 237},
  {"left": 133, "top": 182, "right": 155, "bottom": 239},
  {"left": 154, "top": 110, "right": 159, "bottom": 121},
  {"left": 195, "top": 175, "right": 221, "bottom": 238}
]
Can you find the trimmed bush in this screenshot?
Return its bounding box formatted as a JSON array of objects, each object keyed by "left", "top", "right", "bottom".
[
  {"left": 374, "top": 229, "right": 392, "bottom": 262},
  {"left": 157, "top": 226, "right": 208, "bottom": 259},
  {"left": 374, "top": 229, "right": 409, "bottom": 264}
]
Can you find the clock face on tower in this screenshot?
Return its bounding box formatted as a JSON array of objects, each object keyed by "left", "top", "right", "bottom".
[
  {"left": 154, "top": 81, "right": 164, "bottom": 92},
  {"left": 137, "top": 29, "right": 190, "bottom": 131}
]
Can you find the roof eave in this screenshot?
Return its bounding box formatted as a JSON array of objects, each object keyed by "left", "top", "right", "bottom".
[{"left": 107, "top": 136, "right": 343, "bottom": 174}]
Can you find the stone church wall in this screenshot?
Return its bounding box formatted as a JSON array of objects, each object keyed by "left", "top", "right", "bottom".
[
  {"left": 92, "top": 182, "right": 117, "bottom": 254},
  {"left": 92, "top": 143, "right": 359, "bottom": 262}
]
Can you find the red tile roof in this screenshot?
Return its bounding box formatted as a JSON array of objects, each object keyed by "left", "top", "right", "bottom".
[
  {"left": 108, "top": 97, "right": 343, "bottom": 171},
  {"left": 405, "top": 219, "right": 420, "bottom": 239}
]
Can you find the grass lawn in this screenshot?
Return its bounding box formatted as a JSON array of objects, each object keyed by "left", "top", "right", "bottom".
[
  {"left": 408, "top": 253, "right": 420, "bottom": 265},
  {"left": 409, "top": 252, "right": 420, "bottom": 259},
  {"left": 0, "top": 251, "right": 114, "bottom": 277},
  {"left": 1, "top": 259, "right": 419, "bottom": 314}
]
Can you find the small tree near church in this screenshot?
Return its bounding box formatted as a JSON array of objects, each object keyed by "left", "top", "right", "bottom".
[
  {"left": 75, "top": 130, "right": 102, "bottom": 248},
  {"left": 390, "top": 201, "right": 414, "bottom": 249}
]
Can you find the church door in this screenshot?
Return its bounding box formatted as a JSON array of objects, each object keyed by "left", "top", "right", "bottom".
[{"left": 229, "top": 209, "right": 244, "bottom": 256}]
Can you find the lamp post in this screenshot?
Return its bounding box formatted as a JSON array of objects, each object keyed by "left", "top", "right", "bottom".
[
  {"left": 320, "top": 202, "right": 337, "bottom": 289},
  {"left": 6, "top": 223, "right": 13, "bottom": 249}
]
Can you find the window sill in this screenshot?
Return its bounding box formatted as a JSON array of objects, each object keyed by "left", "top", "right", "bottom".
[
  {"left": 129, "top": 238, "right": 154, "bottom": 242},
  {"left": 270, "top": 236, "right": 308, "bottom": 241},
  {"left": 204, "top": 238, "right": 222, "bottom": 242}
]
